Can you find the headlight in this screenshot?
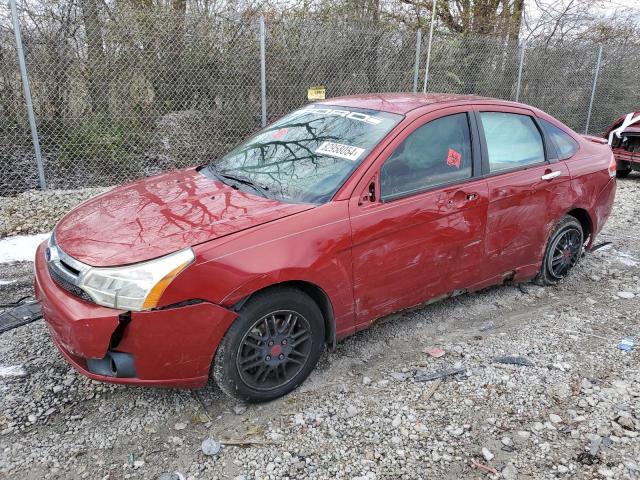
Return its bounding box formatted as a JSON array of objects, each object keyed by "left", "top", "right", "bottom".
[{"left": 78, "top": 248, "right": 194, "bottom": 311}]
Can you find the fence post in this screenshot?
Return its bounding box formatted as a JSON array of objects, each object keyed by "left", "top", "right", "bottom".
[
  {"left": 585, "top": 44, "right": 602, "bottom": 135},
  {"left": 259, "top": 15, "right": 267, "bottom": 128},
  {"left": 412, "top": 29, "right": 422, "bottom": 93},
  {"left": 422, "top": 0, "right": 437, "bottom": 93},
  {"left": 515, "top": 39, "right": 526, "bottom": 102},
  {"left": 9, "top": 0, "right": 46, "bottom": 190}
]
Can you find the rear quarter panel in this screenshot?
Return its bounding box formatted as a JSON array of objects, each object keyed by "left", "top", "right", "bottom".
[
  {"left": 563, "top": 138, "right": 615, "bottom": 241},
  {"left": 534, "top": 109, "right": 616, "bottom": 244}
]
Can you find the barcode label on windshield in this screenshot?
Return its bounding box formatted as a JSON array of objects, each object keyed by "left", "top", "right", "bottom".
[{"left": 316, "top": 141, "right": 365, "bottom": 161}]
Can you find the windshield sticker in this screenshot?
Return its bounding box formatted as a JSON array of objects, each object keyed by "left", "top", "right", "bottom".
[
  {"left": 316, "top": 141, "right": 365, "bottom": 161},
  {"left": 447, "top": 148, "right": 462, "bottom": 169},
  {"left": 297, "top": 108, "right": 383, "bottom": 125}
]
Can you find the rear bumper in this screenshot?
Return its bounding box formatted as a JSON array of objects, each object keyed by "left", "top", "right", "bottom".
[
  {"left": 34, "top": 242, "right": 238, "bottom": 388},
  {"left": 613, "top": 147, "right": 640, "bottom": 168}
]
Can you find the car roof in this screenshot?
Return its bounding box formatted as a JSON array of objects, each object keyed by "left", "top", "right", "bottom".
[{"left": 317, "top": 93, "right": 498, "bottom": 114}]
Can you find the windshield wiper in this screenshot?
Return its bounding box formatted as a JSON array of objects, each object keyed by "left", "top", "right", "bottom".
[{"left": 208, "top": 164, "right": 271, "bottom": 198}]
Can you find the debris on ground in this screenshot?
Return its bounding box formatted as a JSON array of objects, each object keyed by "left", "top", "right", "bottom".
[
  {"left": 422, "top": 346, "right": 445, "bottom": 358},
  {"left": 492, "top": 355, "right": 535, "bottom": 367},
  {"left": 414, "top": 367, "right": 465, "bottom": 382},
  {"left": 617, "top": 337, "right": 635, "bottom": 352}
]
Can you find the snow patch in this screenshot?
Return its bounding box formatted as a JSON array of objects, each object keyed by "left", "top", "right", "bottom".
[
  {"left": 616, "top": 251, "right": 639, "bottom": 267},
  {"left": 0, "top": 233, "right": 50, "bottom": 264},
  {"left": 0, "top": 365, "right": 28, "bottom": 378},
  {"left": 0, "top": 279, "right": 16, "bottom": 286}
]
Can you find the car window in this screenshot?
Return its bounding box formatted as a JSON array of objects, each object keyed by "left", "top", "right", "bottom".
[
  {"left": 540, "top": 119, "right": 578, "bottom": 159},
  {"left": 480, "top": 112, "right": 545, "bottom": 172},
  {"left": 380, "top": 113, "right": 472, "bottom": 199},
  {"left": 211, "top": 106, "right": 403, "bottom": 204}
]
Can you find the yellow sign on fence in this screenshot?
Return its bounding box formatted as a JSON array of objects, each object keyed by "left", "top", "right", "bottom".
[{"left": 307, "top": 86, "right": 326, "bottom": 101}]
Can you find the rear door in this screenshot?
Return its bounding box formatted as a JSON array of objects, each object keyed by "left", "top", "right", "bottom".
[
  {"left": 475, "top": 106, "right": 572, "bottom": 281},
  {"left": 348, "top": 107, "right": 489, "bottom": 327}
]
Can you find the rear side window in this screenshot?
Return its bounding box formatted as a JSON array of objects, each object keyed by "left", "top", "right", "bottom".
[
  {"left": 480, "top": 112, "right": 545, "bottom": 172},
  {"left": 380, "top": 113, "right": 472, "bottom": 199},
  {"left": 540, "top": 119, "right": 579, "bottom": 159}
]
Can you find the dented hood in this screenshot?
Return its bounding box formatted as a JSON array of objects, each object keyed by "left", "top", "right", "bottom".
[{"left": 55, "top": 167, "right": 314, "bottom": 267}]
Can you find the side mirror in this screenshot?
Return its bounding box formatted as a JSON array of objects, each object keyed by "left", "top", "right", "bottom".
[{"left": 358, "top": 177, "right": 377, "bottom": 206}]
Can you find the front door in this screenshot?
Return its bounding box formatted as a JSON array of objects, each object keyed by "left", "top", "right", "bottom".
[{"left": 348, "top": 108, "right": 488, "bottom": 327}]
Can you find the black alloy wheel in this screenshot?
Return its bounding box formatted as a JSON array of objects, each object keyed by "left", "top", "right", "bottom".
[
  {"left": 236, "top": 310, "right": 312, "bottom": 391},
  {"left": 213, "top": 287, "right": 325, "bottom": 402},
  {"left": 536, "top": 215, "right": 584, "bottom": 286},
  {"left": 547, "top": 226, "right": 582, "bottom": 279}
]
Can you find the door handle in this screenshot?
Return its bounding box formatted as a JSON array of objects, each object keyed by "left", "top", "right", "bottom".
[
  {"left": 541, "top": 171, "right": 562, "bottom": 180},
  {"left": 466, "top": 193, "right": 478, "bottom": 201}
]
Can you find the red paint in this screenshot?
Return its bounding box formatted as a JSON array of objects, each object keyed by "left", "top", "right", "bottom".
[
  {"left": 35, "top": 94, "right": 616, "bottom": 388},
  {"left": 54, "top": 168, "right": 313, "bottom": 266}
]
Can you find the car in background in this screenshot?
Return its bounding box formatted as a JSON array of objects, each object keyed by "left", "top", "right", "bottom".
[
  {"left": 34, "top": 93, "right": 617, "bottom": 402},
  {"left": 605, "top": 111, "right": 640, "bottom": 178}
]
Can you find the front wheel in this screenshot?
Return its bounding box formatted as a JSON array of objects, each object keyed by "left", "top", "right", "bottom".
[
  {"left": 212, "top": 287, "right": 325, "bottom": 402},
  {"left": 535, "top": 215, "right": 584, "bottom": 286}
]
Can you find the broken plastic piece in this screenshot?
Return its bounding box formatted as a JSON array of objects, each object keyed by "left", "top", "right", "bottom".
[
  {"left": 617, "top": 338, "right": 634, "bottom": 352},
  {"left": 423, "top": 346, "right": 446, "bottom": 358},
  {"left": 414, "top": 367, "right": 465, "bottom": 382},
  {"left": 493, "top": 355, "right": 534, "bottom": 367}
]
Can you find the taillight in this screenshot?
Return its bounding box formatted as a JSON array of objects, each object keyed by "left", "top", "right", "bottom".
[{"left": 608, "top": 153, "right": 617, "bottom": 178}]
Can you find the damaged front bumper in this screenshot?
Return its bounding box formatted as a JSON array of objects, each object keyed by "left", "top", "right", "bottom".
[{"left": 34, "top": 242, "right": 237, "bottom": 388}]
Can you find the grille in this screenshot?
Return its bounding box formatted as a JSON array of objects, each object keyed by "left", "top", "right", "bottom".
[{"left": 47, "top": 262, "right": 93, "bottom": 303}]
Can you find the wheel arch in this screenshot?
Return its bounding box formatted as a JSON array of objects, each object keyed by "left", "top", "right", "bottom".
[
  {"left": 233, "top": 280, "right": 337, "bottom": 351},
  {"left": 566, "top": 207, "right": 594, "bottom": 248}
]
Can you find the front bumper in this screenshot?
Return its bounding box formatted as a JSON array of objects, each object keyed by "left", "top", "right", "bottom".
[{"left": 34, "top": 242, "right": 237, "bottom": 388}]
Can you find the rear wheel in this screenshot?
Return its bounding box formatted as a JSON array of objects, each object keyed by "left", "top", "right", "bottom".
[
  {"left": 536, "top": 215, "right": 584, "bottom": 286},
  {"left": 212, "top": 287, "right": 325, "bottom": 402}
]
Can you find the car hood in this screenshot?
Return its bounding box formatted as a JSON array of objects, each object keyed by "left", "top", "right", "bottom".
[{"left": 54, "top": 167, "right": 314, "bottom": 267}]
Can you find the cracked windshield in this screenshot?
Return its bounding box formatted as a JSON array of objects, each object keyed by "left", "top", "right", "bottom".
[{"left": 209, "top": 106, "right": 403, "bottom": 203}]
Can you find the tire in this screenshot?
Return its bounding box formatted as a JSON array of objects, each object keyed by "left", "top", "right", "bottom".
[
  {"left": 212, "top": 287, "right": 325, "bottom": 402},
  {"left": 535, "top": 215, "right": 584, "bottom": 286},
  {"left": 616, "top": 168, "right": 631, "bottom": 178}
]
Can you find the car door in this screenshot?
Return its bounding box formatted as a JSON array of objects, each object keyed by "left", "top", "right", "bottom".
[
  {"left": 475, "top": 106, "right": 572, "bottom": 281},
  {"left": 348, "top": 107, "right": 489, "bottom": 327}
]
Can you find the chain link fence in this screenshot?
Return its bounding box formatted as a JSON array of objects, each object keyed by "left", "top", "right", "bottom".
[{"left": 1, "top": 6, "right": 639, "bottom": 196}]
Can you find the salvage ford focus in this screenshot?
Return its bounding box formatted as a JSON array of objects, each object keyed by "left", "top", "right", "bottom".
[{"left": 34, "top": 93, "right": 617, "bottom": 401}]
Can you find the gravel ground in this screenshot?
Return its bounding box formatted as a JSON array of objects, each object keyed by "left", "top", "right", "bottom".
[
  {"left": 0, "top": 188, "right": 109, "bottom": 237},
  {"left": 1, "top": 176, "right": 639, "bottom": 480}
]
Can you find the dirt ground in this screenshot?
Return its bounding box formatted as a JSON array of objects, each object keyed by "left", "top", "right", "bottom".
[{"left": 0, "top": 176, "right": 639, "bottom": 480}]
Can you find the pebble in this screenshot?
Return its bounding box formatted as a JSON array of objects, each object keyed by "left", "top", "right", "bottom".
[
  {"left": 549, "top": 414, "right": 562, "bottom": 424},
  {"left": 616, "top": 291, "right": 635, "bottom": 299},
  {"left": 201, "top": 438, "right": 221, "bottom": 456},
  {"left": 482, "top": 447, "right": 494, "bottom": 462}
]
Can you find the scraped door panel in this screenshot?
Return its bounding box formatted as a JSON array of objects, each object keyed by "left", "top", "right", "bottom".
[
  {"left": 349, "top": 179, "right": 488, "bottom": 326},
  {"left": 485, "top": 163, "right": 571, "bottom": 276}
]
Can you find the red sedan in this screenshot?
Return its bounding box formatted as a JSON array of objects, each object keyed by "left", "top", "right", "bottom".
[{"left": 34, "top": 94, "right": 617, "bottom": 401}]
